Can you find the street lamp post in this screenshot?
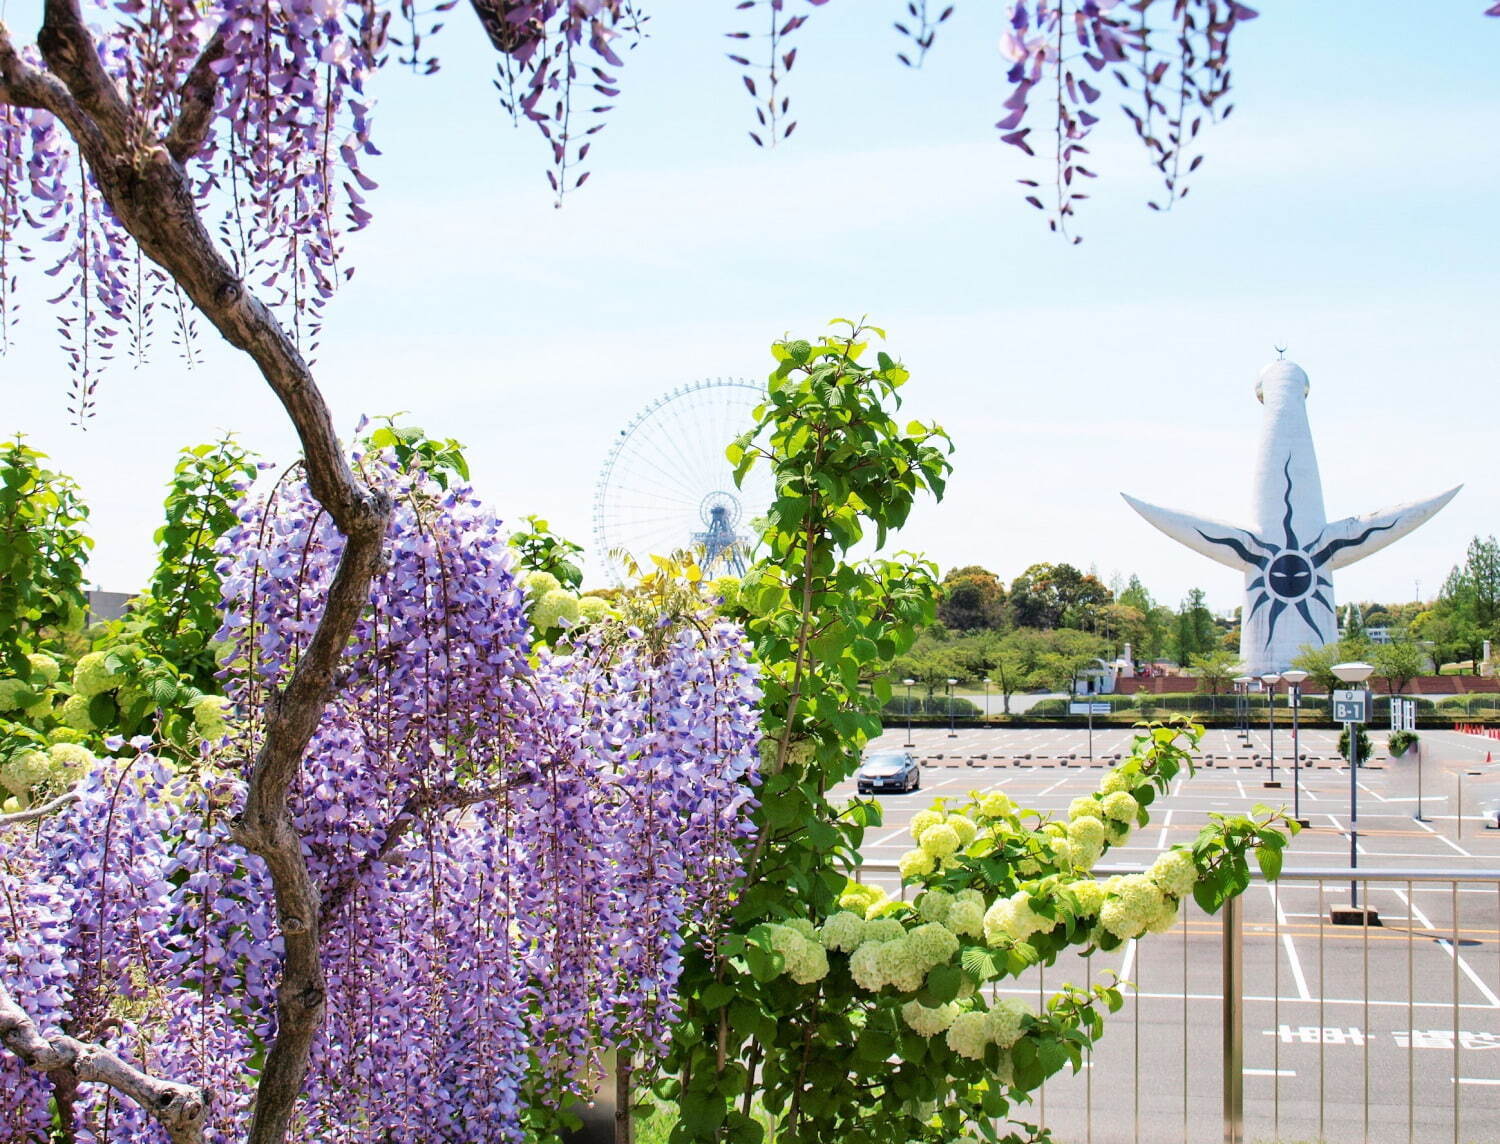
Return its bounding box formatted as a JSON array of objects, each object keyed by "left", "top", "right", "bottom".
[
  {"left": 1280, "top": 669, "right": 1309, "bottom": 824},
  {"left": 1260, "top": 672, "right": 1281, "bottom": 785},
  {"left": 983, "top": 676, "right": 990, "bottom": 722},
  {"left": 1332, "top": 660, "right": 1375, "bottom": 919},
  {"left": 946, "top": 678, "right": 958, "bottom": 739},
  {"left": 902, "top": 677, "right": 915, "bottom": 748},
  {"left": 1234, "top": 676, "right": 1252, "bottom": 741}
]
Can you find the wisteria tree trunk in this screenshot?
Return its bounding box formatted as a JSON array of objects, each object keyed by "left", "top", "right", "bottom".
[{"left": 0, "top": 4, "right": 390, "bottom": 1139}]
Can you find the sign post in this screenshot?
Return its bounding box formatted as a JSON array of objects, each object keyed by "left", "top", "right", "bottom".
[{"left": 1332, "top": 687, "right": 1370, "bottom": 913}]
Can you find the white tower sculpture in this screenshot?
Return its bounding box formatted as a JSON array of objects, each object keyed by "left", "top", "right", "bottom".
[{"left": 1122, "top": 359, "right": 1460, "bottom": 675}]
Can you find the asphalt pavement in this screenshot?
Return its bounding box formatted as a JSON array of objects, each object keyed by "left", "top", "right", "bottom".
[{"left": 835, "top": 727, "right": 1500, "bottom": 1143}]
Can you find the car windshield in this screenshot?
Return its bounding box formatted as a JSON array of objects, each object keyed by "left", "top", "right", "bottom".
[{"left": 862, "top": 753, "right": 907, "bottom": 770}]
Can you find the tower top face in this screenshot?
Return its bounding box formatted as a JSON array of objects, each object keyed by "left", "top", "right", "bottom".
[{"left": 1255, "top": 359, "right": 1310, "bottom": 404}]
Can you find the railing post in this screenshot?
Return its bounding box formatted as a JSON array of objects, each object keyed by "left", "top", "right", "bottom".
[{"left": 1223, "top": 894, "right": 1243, "bottom": 1144}]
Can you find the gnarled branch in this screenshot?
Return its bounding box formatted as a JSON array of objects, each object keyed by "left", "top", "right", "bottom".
[
  {"left": 36, "top": 0, "right": 133, "bottom": 147},
  {"left": 0, "top": 790, "right": 79, "bottom": 829},
  {"left": 0, "top": 981, "right": 208, "bottom": 1144},
  {"left": 165, "top": 23, "right": 227, "bottom": 165}
]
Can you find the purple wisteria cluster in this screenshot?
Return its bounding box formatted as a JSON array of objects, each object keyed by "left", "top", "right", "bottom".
[{"left": 0, "top": 453, "right": 761, "bottom": 1142}]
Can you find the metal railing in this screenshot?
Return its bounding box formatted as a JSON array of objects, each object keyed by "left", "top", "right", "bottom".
[{"left": 852, "top": 862, "right": 1500, "bottom": 1144}]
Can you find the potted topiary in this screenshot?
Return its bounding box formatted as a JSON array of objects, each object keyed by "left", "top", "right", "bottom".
[{"left": 1388, "top": 729, "right": 1420, "bottom": 760}]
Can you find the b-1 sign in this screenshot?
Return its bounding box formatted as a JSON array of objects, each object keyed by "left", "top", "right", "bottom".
[{"left": 1333, "top": 689, "right": 1369, "bottom": 724}]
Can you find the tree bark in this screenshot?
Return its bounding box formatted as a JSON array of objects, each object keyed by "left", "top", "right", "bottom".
[
  {"left": 1, "top": 10, "right": 393, "bottom": 1144},
  {"left": 0, "top": 982, "right": 208, "bottom": 1144}
]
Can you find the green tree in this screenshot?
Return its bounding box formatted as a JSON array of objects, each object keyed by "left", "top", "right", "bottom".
[
  {"left": 670, "top": 322, "right": 953, "bottom": 1141},
  {"left": 1009, "top": 562, "right": 1113, "bottom": 631},
  {"left": 0, "top": 438, "right": 91, "bottom": 674},
  {"left": 1428, "top": 537, "right": 1500, "bottom": 672},
  {"left": 1290, "top": 638, "right": 1373, "bottom": 695},
  {"left": 122, "top": 435, "right": 262, "bottom": 690},
  {"left": 1173, "top": 588, "right": 1217, "bottom": 667},
  {"left": 938, "top": 564, "right": 1007, "bottom": 631},
  {"left": 1189, "top": 649, "right": 1241, "bottom": 713},
  {"left": 1371, "top": 639, "right": 1429, "bottom": 695}
]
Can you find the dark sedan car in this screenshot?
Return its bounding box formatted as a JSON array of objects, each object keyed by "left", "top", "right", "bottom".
[{"left": 856, "top": 749, "right": 921, "bottom": 795}]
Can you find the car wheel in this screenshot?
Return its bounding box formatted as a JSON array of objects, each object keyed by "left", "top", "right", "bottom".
[{"left": 910, "top": 773, "right": 920, "bottom": 792}]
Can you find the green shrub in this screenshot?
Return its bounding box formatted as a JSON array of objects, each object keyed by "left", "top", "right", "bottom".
[
  {"left": 1387, "top": 729, "right": 1420, "bottom": 756},
  {"left": 1338, "top": 726, "right": 1374, "bottom": 763}
]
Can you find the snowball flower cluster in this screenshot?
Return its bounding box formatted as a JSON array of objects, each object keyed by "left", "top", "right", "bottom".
[
  {"left": 0, "top": 749, "right": 49, "bottom": 796},
  {"left": 1099, "top": 874, "right": 1167, "bottom": 940},
  {"left": 909, "top": 808, "right": 944, "bottom": 841},
  {"left": 764, "top": 923, "right": 830, "bottom": 985},
  {"left": 72, "top": 651, "right": 126, "bottom": 698},
  {"left": 907, "top": 921, "right": 960, "bottom": 967},
  {"left": 946, "top": 1011, "right": 992, "bottom": 1060},
  {"left": 58, "top": 694, "right": 94, "bottom": 731},
  {"left": 1101, "top": 768, "right": 1135, "bottom": 795},
  {"left": 576, "top": 595, "right": 614, "bottom": 622},
  {"left": 838, "top": 881, "right": 889, "bottom": 918},
  {"left": 1100, "top": 790, "right": 1139, "bottom": 822},
  {"left": 946, "top": 897, "right": 985, "bottom": 939},
  {"left": 820, "top": 910, "right": 866, "bottom": 952},
  {"left": 1149, "top": 849, "right": 1197, "bottom": 897},
  {"left": 848, "top": 915, "right": 963, "bottom": 995},
  {"left": 532, "top": 590, "right": 581, "bottom": 631},
  {"left": 977, "top": 791, "right": 1016, "bottom": 819},
  {"left": 986, "top": 997, "right": 1030, "bottom": 1049},
  {"left": 26, "top": 654, "right": 60, "bottom": 684},
  {"left": 902, "top": 999, "right": 959, "bottom": 1036},
  {"left": 193, "top": 696, "right": 231, "bottom": 739},
  {"left": 1064, "top": 878, "right": 1106, "bottom": 918},
  {"left": 1068, "top": 795, "right": 1099, "bottom": 820},
  {"left": 984, "top": 891, "right": 1050, "bottom": 946},
  {"left": 898, "top": 848, "right": 936, "bottom": 879},
  {"left": 946, "top": 813, "right": 978, "bottom": 845},
  {"left": 918, "top": 888, "right": 952, "bottom": 923},
  {"left": 918, "top": 822, "right": 961, "bottom": 858},
  {"left": 0, "top": 679, "right": 31, "bottom": 711}
]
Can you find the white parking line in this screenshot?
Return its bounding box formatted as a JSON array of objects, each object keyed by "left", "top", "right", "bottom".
[{"left": 1413, "top": 815, "right": 1472, "bottom": 858}]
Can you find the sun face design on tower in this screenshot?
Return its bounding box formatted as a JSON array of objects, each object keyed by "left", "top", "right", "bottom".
[{"left": 1194, "top": 460, "right": 1395, "bottom": 647}]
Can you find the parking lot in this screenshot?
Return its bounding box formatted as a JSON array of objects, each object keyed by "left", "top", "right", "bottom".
[{"left": 834, "top": 727, "right": 1500, "bottom": 1143}]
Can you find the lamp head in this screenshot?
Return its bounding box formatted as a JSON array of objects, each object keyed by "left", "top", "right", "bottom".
[
  {"left": 1280, "top": 669, "right": 1309, "bottom": 686},
  {"left": 902, "top": 678, "right": 915, "bottom": 686},
  {"left": 1331, "top": 661, "right": 1375, "bottom": 684},
  {"left": 946, "top": 677, "right": 957, "bottom": 685},
  {"left": 1260, "top": 672, "right": 1282, "bottom": 686}
]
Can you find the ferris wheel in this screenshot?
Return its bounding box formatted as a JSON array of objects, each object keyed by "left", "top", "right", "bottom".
[{"left": 592, "top": 378, "right": 772, "bottom": 586}]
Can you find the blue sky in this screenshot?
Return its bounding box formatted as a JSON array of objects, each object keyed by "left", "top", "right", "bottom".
[{"left": 5, "top": 2, "right": 1498, "bottom": 613}]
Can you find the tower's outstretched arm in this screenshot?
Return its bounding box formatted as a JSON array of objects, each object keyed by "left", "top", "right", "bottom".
[
  {"left": 1120, "top": 493, "right": 1269, "bottom": 573},
  {"left": 1311, "top": 486, "right": 1463, "bottom": 572}
]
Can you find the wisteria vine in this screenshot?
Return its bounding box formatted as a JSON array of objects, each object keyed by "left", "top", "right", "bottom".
[
  {"left": 0, "top": 452, "right": 761, "bottom": 1142},
  {"left": 3, "top": 1, "right": 1498, "bottom": 416}
]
